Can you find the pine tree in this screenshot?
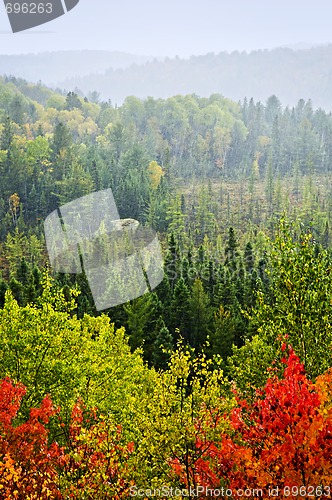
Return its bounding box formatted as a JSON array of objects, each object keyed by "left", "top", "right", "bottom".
[
  {"left": 265, "top": 154, "right": 274, "bottom": 216},
  {"left": 151, "top": 320, "right": 173, "bottom": 370},
  {"left": 0, "top": 116, "right": 14, "bottom": 150},
  {"left": 171, "top": 277, "right": 191, "bottom": 342},
  {"left": 323, "top": 220, "right": 330, "bottom": 248},
  {"left": 209, "top": 305, "right": 236, "bottom": 361},
  {"left": 65, "top": 91, "right": 83, "bottom": 111},
  {"left": 0, "top": 278, "right": 8, "bottom": 307},
  {"left": 188, "top": 278, "right": 211, "bottom": 349},
  {"left": 244, "top": 242, "right": 255, "bottom": 273},
  {"left": 164, "top": 233, "right": 180, "bottom": 291},
  {"left": 225, "top": 227, "right": 239, "bottom": 269},
  {"left": 51, "top": 122, "right": 72, "bottom": 164}
]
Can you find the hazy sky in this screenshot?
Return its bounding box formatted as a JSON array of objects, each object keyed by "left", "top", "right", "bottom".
[{"left": 1, "top": 0, "right": 332, "bottom": 56}]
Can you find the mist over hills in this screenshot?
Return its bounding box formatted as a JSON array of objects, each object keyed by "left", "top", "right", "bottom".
[
  {"left": 55, "top": 45, "right": 332, "bottom": 111},
  {"left": 1, "top": 45, "right": 332, "bottom": 110},
  {"left": 0, "top": 51, "right": 153, "bottom": 86}
]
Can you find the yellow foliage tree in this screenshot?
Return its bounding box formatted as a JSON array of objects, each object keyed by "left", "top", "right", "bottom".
[{"left": 147, "top": 160, "right": 164, "bottom": 190}]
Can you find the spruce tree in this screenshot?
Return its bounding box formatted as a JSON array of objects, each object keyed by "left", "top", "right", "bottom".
[
  {"left": 188, "top": 278, "right": 211, "bottom": 349},
  {"left": 171, "top": 277, "right": 191, "bottom": 342},
  {"left": 151, "top": 320, "right": 173, "bottom": 370}
]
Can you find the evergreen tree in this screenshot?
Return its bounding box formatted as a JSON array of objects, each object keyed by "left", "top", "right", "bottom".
[
  {"left": 164, "top": 232, "right": 180, "bottom": 291},
  {"left": 151, "top": 320, "right": 173, "bottom": 370},
  {"left": 209, "top": 305, "right": 236, "bottom": 361},
  {"left": 244, "top": 242, "right": 255, "bottom": 273},
  {"left": 65, "top": 91, "right": 83, "bottom": 110},
  {"left": 0, "top": 116, "right": 14, "bottom": 150},
  {"left": 323, "top": 220, "right": 330, "bottom": 249},
  {"left": 225, "top": 227, "right": 239, "bottom": 269},
  {"left": 188, "top": 278, "right": 211, "bottom": 349},
  {"left": 171, "top": 277, "right": 191, "bottom": 342},
  {"left": 51, "top": 122, "right": 72, "bottom": 162}
]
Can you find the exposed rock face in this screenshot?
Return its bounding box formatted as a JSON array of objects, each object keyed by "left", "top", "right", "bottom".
[{"left": 110, "top": 218, "right": 140, "bottom": 231}]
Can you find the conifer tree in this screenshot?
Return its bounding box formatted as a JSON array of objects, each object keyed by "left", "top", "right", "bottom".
[
  {"left": 188, "top": 278, "right": 211, "bottom": 349},
  {"left": 151, "top": 320, "right": 173, "bottom": 369},
  {"left": 171, "top": 277, "right": 191, "bottom": 342},
  {"left": 225, "top": 227, "right": 239, "bottom": 269}
]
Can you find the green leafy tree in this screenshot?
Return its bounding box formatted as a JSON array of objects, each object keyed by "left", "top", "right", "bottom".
[
  {"left": 0, "top": 273, "right": 156, "bottom": 439},
  {"left": 229, "top": 219, "right": 332, "bottom": 393}
]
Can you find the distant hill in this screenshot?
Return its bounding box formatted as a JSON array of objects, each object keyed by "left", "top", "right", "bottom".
[
  {"left": 0, "top": 50, "right": 153, "bottom": 86},
  {"left": 55, "top": 45, "right": 332, "bottom": 110}
]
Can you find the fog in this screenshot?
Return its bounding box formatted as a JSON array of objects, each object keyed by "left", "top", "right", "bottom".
[{"left": 0, "top": 0, "right": 331, "bottom": 57}]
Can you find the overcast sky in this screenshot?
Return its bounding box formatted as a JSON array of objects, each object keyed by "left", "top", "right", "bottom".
[{"left": 0, "top": 0, "right": 332, "bottom": 56}]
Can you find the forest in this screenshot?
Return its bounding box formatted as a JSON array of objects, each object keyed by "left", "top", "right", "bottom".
[
  {"left": 1, "top": 75, "right": 332, "bottom": 498},
  {"left": 58, "top": 45, "right": 332, "bottom": 109},
  {"left": 4, "top": 46, "right": 332, "bottom": 110},
  {"left": 0, "top": 51, "right": 151, "bottom": 87}
]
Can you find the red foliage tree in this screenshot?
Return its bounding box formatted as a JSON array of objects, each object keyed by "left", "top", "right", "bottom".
[
  {"left": 0, "top": 377, "right": 63, "bottom": 499},
  {"left": 172, "top": 346, "right": 332, "bottom": 499},
  {"left": 60, "top": 399, "right": 134, "bottom": 499},
  {"left": 0, "top": 380, "right": 134, "bottom": 499}
]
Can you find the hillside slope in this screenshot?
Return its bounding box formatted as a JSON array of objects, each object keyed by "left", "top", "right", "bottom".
[
  {"left": 0, "top": 51, "right": 153, "bottom": 86},
  {"left": 57, "top": 45, "right": 332, "bottom": 110}
]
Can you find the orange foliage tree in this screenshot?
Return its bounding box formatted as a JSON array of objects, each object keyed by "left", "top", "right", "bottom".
[
  {"left": 60, "top": 400, "right": 134, "bottom": 499},
  {"left": 172, "top": 345, "right": 332, "bottom": 499},
  {"left": 0, "top": 379, "right": 134, "bottom": 499},
  {"left": 0, "top": 377, "right": 63, "bottom": 499}
]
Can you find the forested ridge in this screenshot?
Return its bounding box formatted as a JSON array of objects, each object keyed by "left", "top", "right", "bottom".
[
  {"left": 1, "top": 76, "right": 332, "bottom": 498},
  {"left": 0, "top": 51, "right": 153, "bottom": 86},
  {"left": 58, "top": 45, "right": 332, "bottom": 109}
]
